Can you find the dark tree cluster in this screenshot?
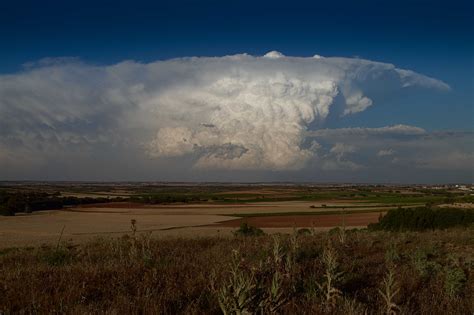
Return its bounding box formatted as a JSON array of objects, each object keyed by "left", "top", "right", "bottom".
[
  {"left": 0, "top": 191, "right": 121, "bottom": 216},
  {"left": 369, "top": 206, "right": 474, "bottom": 231},
  {"left": 131, "top": 193, "right": 213, "bottom": 204}
]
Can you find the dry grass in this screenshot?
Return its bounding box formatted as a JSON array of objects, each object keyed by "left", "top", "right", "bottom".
[{"left": 0, "top": 228, "right": 472, "bottom": 314}]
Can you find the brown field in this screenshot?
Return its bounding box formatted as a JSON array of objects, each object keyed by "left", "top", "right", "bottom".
[
  {"left": 0, "top": 200, "right": 391, "bottom": 248},
  {"left": 217, "top": 212, "right": 383, "bottom": 228}
]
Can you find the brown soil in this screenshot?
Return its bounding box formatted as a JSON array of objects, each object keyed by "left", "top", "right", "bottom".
[
  {"left": 75, "top": 202, "right": 273, "bottom": 210},
  {"left": 217, "top": 212, "right": 383, "bottom": 228},
  {"left": 78, "top": 202, "right": 147, "bottom": 208}
]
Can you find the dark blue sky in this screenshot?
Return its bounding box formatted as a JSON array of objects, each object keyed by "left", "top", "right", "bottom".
[{"left": 1, "top": 0, "right": 473, "bottom": 130}]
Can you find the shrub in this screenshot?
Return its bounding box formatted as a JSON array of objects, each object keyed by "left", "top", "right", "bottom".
[
  {"left": 41, "top": 247, "right": 72, "bottom": 266},
  {"left": 233, "top": 222, "right": 264, "bottom": 236},
  {"left": 0, "top": 205, "right": 14, "bottom": 216},
  {"left": 369, "top": 207, "right": 474, "bottom": 231},
  {"left": 444, "top": 266, "right": 466, "bottom": 297},
  {"left": 411, "top": 248, "right": 441, "bottom": 278},
  {"left": 297, "top": 228, "right": 311, "bottom": 236}
]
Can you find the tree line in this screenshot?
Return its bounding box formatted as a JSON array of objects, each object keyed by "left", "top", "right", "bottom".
[{"left": 0, "top": 191, "right": 121, "bottom": 216}]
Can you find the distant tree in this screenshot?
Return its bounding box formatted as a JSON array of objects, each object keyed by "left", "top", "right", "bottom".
[{"left": 0, "top": 205, "right": 14, "bottom": 216}]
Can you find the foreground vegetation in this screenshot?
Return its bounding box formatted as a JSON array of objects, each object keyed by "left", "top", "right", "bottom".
[{"left": 0, "top": 226, "right": 472, "bottom": 314}]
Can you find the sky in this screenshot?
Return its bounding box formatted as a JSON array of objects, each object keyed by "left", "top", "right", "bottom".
[{"left": 0, "top": 0, "right": 473, "bottom": 183}]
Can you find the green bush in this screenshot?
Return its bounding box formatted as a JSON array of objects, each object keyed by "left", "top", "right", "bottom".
[
  {"left": 41, "top": 247, "right": 72, "bottom": 266},
  {"left": 297, "top": 228, "right": 311, "bottom": 235},
  {"left": 233, "top": 222, "right": 264, "bottom": 236},
  {"left": 411, "top": 248, "right": 441, "bottom": 278},
  {"left": 369, "top": 207, "right": 474, "bottom": 231},
  {"left": 0, "top": 205, "right": 14, "bottom": 216},
  {"left": 444, "top": 266, "right": 466, "bottom": 297}
]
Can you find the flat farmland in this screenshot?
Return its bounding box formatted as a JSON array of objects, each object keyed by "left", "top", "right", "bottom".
[
  {"left": 2, "top": 183, "right": 469, "bottom": 248},
  {"left": 0, "top": 200, "right": 392, "bottom": 248}
]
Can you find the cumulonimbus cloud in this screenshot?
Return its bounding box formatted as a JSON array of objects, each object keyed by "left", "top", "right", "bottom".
[{"left": 0, "top": 52, "right": 450, "bottom": 171}]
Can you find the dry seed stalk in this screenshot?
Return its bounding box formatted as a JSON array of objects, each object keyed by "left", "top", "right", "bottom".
[
  {"left": 318, "top": 244, "right": 343, "bottom": 309},
  {"left": 378, "top": 268, "right": 400, "bottom": 315}
]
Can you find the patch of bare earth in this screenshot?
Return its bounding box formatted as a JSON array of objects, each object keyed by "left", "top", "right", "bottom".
[
  {"left": 217, "top": 212, "right": 383, "bottom": 228},
  {"left": 77, "top": 202, "right": 147, "bottom": 208}
]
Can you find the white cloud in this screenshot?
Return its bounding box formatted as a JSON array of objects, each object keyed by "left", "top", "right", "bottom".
[
  {"left": 0, "top": 52, "right": 450, "bottom": 173},
  {"left": 319, "top": 143, "right": 362, "bottom": 171},
  {"left": 343, "top": 92, "right": 373, "bottom": 115},
  {"left": 263, "top": 51, "right": 286, "bottom": 59},
  {"left": 330, "top": 143, "right": 357, "bottom": 155},
  {"left": 377, "top": 149, "right": 395, "bottom": 157}
]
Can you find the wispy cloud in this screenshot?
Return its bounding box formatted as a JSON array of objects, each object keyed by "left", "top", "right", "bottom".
[{"left": 377, "top": 149, "right": 395, "bottom": 157}]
